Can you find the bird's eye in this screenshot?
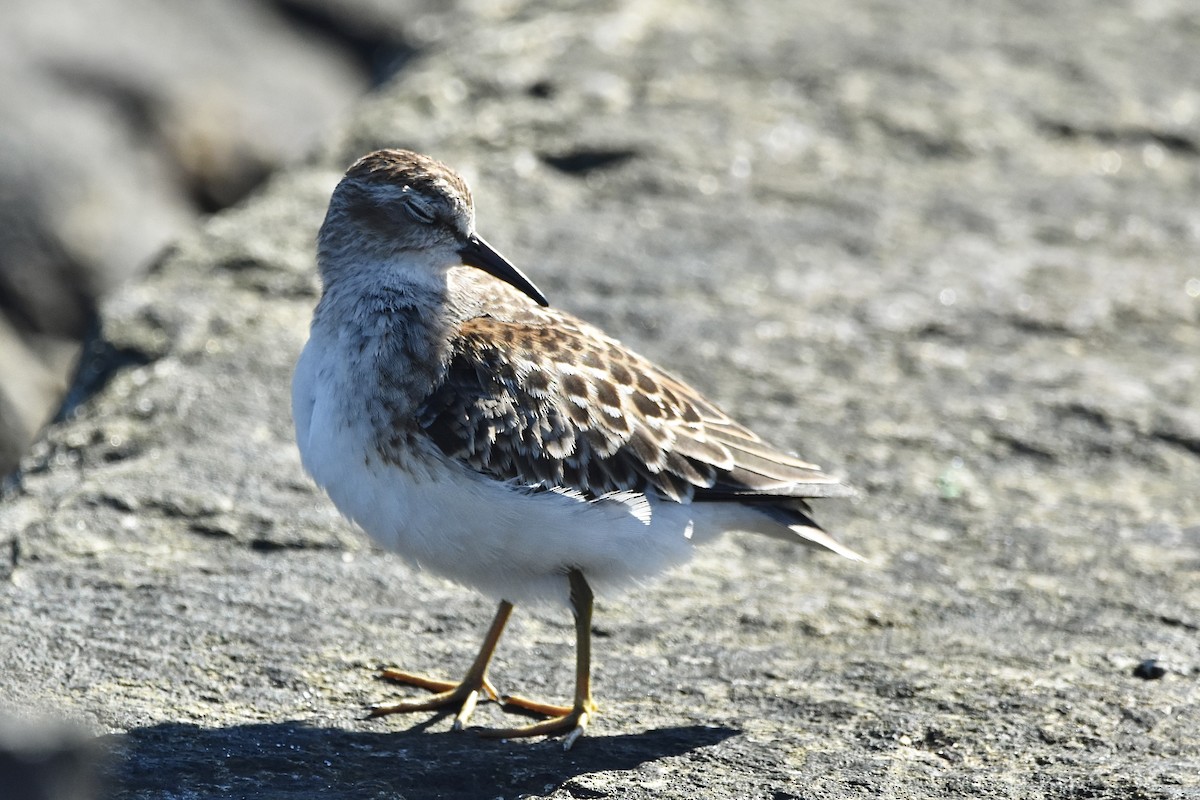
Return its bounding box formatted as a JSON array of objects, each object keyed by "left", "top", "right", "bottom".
[{"left": 399, "top": 188, "right": 437, "bottom": 224}]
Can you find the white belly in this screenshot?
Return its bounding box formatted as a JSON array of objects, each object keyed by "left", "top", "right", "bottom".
[{"left": 293, "top": 338, "right": 709, "bottom": 604}]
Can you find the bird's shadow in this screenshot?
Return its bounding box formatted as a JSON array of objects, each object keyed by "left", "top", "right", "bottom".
[{"left": 101, "top": 719, "right": 738, "bottom": 799}]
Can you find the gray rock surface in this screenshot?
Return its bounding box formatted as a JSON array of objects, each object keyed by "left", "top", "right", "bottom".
[{"left": 2, "top": 1, "right": 1199, "bottom": 798}]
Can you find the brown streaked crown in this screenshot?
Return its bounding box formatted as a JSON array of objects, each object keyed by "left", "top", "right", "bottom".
[{"left": 345, "top": 149, "right": 476, "bottom": 227}]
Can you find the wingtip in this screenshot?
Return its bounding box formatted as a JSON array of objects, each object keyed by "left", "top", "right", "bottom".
[
  {"left": 790, "top": 524, "right": 865, "bottom": 562},
  {"left": 840, "top": 546, "right": 868, "bottom": 563}
]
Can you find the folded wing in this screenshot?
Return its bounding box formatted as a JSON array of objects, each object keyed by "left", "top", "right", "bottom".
[{"left": 416, "top": 312, "right": 854, "bottom": 515}]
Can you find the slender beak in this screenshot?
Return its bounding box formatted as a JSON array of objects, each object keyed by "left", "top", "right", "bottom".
[{"left": 458, "top": 233, "right": 549, "bottom": 307}]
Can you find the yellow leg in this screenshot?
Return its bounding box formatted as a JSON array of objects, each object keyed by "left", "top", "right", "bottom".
[
  {"left": 369, "top": 600, "right": 513, "bottom": 730},
  {"left": 480, "top": 569, "right": 599, "bottom": 750}
]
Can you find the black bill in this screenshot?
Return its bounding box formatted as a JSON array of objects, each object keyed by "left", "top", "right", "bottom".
[{"left": 458, "top": 233, "right": 549, "bottom": 307}]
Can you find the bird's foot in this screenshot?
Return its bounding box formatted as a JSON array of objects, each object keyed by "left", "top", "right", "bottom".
[
  {"left": 369, "top": 667, "right": 501, "bottom": 730},
  {"left": 479, "top": 695, "right": 599, "bottom": 750}
]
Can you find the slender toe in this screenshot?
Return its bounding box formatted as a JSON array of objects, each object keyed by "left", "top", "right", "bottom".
[
  {"left": 378, "top": 668, "right": 459, "bottom": 694},
  {"left": 369, "top": 687, "right": 465, "bottom": 718},
  {"left": 499, "top": 693, "right": 574, "bottom": 718},
  {"left": 475, "top": 703, "right": 594, "bottom": 750}
]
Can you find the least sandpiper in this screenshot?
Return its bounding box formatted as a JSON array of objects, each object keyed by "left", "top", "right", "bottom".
[{"left": 292, "top": 149, "right": 859, "bottom": 749}]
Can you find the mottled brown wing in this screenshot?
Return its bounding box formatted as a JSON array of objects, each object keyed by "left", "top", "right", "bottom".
[{"left": 417, "top": 314, "right": 851, "bottom": 503}]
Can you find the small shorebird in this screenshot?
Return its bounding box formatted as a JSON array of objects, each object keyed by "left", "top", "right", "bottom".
[{"left": 292, "top": 149, "right": 859, "bottom": 749}]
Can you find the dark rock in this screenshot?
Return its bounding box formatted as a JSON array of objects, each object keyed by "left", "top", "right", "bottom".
[
  {"left": 1133, "top": 660, "right": 1167, "bottom": 681},
  {"left": 0, "top": 716, "right": 102, "bottom": 800}
]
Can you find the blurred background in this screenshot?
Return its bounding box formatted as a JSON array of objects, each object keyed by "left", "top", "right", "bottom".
[{"left": 0, "top": 0, "right": 440, "bottom": 480}]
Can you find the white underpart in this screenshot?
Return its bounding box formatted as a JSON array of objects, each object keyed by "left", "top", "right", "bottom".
[{"left": 292, "top": 332, "right": 801, "bottom": 606}]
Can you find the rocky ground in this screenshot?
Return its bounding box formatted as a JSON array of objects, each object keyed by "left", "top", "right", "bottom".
[{"left": 2, "top": 1, "right": 1199, "bottom": 798}]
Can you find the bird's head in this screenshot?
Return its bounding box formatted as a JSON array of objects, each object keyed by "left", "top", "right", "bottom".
[{"left": 317, "top": 149, "right": 547, "bottom": 306}]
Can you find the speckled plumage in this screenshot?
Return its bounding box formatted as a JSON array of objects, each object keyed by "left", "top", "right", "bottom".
[
  {"left": 292, "top": 149, "right": 859, "bottom": 746},
  {"left": 419, "top": 285, "right": 848, "bottom": 507}
]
